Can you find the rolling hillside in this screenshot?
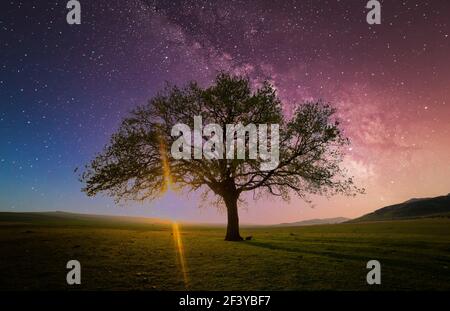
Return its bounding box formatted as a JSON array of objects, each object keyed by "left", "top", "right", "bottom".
[
  {"left": 350, "top": 193, "right": 450, "bottom": 223},
  {"left": 276, "top": 217, "right": 350, "bottom": 227}
]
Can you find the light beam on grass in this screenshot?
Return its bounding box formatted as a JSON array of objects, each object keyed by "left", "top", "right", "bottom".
[
  {"left": 172, "top": 222, "right": 189, "bottom": 288},
  {"left": 158, "top": 136, "right": 188, "bottom": 286}
]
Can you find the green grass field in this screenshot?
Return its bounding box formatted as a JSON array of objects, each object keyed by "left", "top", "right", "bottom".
[{"left": 1, "top": 212, "right": 449, "bottom": 290}]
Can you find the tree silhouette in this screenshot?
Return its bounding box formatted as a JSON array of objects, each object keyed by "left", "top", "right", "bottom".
[{"left": 81, "top": 73, "right": 361, "bottom": 241}]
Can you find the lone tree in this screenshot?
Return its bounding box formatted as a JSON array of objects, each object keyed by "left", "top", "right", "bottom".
[{"left": 81, "top": 73, "right": 361, "bottom": 241}]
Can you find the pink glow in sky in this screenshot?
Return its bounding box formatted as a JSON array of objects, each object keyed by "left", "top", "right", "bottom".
[{"left": 1, "top": 1, "right": 449, "bottom": 224}]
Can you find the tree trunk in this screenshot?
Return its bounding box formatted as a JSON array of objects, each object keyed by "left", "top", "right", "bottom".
[{"left": 223, "top": 192, "right": 243, "bottom": 241}]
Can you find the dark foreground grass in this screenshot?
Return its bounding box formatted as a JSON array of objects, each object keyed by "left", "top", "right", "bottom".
[{"left": 0, "top": 212, "right": 449, "bottom": 290}]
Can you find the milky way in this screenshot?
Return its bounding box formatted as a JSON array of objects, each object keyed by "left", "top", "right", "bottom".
[{"left": 1, "top": 0, "right": 449, "bottom": 223}]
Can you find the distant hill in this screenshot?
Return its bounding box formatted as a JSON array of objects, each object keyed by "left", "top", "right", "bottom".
[
  {"left": 0, "top": 211, "right": 171, "bottom": 228},
  {"left": 350, "top": 193, "right": 450, "bottom": 223},
  {"left": 276, "top": 217, "right": 350, "bottom": 227}
]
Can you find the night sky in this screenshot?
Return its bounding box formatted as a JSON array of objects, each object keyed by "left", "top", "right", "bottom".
[{"left": 1, "top": 0, "right": 449, "bottom": 224}]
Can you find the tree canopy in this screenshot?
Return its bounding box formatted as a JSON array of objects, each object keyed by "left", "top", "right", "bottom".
[{"left": 81, "top": 73, "right": 362, "bottom": 240}]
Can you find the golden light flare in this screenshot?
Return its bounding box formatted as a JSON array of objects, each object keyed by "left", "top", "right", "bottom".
[
  {"left": 159, "top": 136, "right": 188, "bottom": 287},
  {"left": 172, "top": 222, "right": 189, "bottom": 288},
  {"left": 158, "top": 135, "right": 174, "bottom": 194}
]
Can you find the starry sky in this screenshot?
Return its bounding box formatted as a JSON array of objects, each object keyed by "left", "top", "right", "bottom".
[{"left": 1, "top": 0, "right": 449, "bottom": 224}]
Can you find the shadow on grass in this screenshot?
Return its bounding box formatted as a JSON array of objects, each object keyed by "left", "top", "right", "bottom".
[
  {"left": 243, "top": 240, "right": 366, "bottom": 261},
  {"left": 242, "top": 240, "right": 449, "bottom": 276}
]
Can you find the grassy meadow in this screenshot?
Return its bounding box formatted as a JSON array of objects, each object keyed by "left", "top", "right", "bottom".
[{"left": 0, "top": 212, "right": 449, "bottom": 290}]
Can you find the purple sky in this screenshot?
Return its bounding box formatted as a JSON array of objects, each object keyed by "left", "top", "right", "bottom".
[{"left": 1, "top": 0, "right": 449, "bottom": 224}]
